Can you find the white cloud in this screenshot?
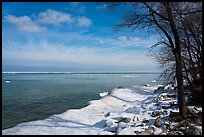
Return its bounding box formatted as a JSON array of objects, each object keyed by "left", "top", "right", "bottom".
[
  {"left": 37, "top": 9, "right": 72, "bottom": 25},
  {"left": 4, "top": 15, "right": 46, "bottom": 32},
  {"left": 77, "top": 16, "right": 92, "bottom": 27},
  {"left": 4, "top": 15, "right": 32, "bottom": 25},
  {"left": 68, "top": 2, "right": 85, "bottom": 13},
  {"left": 99, "top": 40, "right": 105, "bottom": 44},
  {"left": 70, "top": 2, "right": 80, "bottom": 7},
  {"left": 114, "top": 35, "right": 159, "bottom": 48},
  {"left": 18, "top": 24, "right": 46, "bottom": 32},
  {"left": 118, "top": 35, "right": 127, "bottom": 41},
  {"left": 129, "top": 36, "right": 140, "bottom": 42},
  {"left": 3, "top": 40, "right": 158, "bottom": 68},
  {"left": 4, "top": 9, "right": 92, "bottom": 32},
  {"left": 96, "top": 4, "right": 108, "bottom": 9}
]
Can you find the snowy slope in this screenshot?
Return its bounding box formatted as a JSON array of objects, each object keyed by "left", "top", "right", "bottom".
[{"left": 2, "top": 85, "right": 202, "bottom": 135}]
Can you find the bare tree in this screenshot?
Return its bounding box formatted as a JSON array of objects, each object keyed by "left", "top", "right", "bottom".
[
  {"left": 150, "top": 46, "right": 176, "bottom": 85},
  {"left": 108, "top": 2, "right": 202, "bottom": 117},
  {"left": 150, "top": 2, "right": 202, "bottom": 104}
]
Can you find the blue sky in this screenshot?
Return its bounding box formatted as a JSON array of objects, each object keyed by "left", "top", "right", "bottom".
[{"left": 2, "top": 2, "right": 161, "bottom": 72}]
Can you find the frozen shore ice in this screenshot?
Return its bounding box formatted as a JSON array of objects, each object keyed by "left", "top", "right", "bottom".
[{"left": 2, "top": 84, "right": 202, "bottom": 135}]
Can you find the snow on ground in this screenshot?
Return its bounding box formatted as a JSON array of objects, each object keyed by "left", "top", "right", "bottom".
[
  {"left": 2, "top": 84, "right": 202, "bottom": 135},
  {"left": 99, "top": 91, "right": 109, "bottom": 97}
]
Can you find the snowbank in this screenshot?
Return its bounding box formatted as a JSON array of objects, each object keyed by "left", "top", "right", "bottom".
[{"left": 2, "top": 85, "right": 202, "bottom": 135}]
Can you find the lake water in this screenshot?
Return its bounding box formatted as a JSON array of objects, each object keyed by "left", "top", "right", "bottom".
[{"left": 2, "top": 72, "right": 161, "bottom": 130}]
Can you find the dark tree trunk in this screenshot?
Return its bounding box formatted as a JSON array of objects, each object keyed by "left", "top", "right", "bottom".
[
  {"left": 174, "top": 52, "right": 187, "bottom": 117},
  {"left": 165, "top": 2, "right": 187, "bottom": 117}
]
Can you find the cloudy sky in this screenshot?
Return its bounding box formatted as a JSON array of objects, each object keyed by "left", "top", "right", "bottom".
[{"left": 2, "top": 2, "right": 161, "bottom": 72}]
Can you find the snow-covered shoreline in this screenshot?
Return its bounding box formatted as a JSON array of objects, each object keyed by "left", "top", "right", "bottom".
[{"left": 2, "top": 85, "right": 202, "bottom": 135}]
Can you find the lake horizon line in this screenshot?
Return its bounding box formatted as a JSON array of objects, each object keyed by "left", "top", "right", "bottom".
[{"left": 2, "top": 71, "right": 161, "bottom": 74}]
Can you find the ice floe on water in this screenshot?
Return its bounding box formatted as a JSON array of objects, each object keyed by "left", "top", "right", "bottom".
[
  {"left": 145, "top": 83, "right": 150, "bottom": 87},
  {"left": 5, "top": 80, "right": 11, "bottom": 83},
  {"left": 121, "top": 75, "right": 138, "bottom": 78},
  {"left": 152, "top": 80, "right": 157, "bottom": 83}
]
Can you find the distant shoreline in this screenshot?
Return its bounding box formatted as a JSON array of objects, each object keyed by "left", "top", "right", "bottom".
[{"left": 2, "top": 71, "right": 161, "bottom": 74}]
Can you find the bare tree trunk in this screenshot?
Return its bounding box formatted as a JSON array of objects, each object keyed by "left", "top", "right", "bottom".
[
  {"left": 165, "top": 2, "right": 187, "bottom": 117},
  {"left": 175, "top": 52, "right": 187, "bottom": 117}
]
